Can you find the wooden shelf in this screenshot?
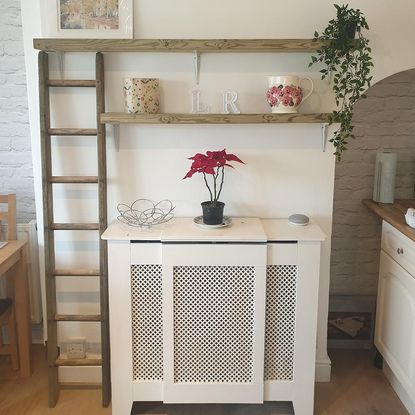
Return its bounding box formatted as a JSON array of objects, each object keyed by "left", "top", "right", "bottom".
[
  {"left": 34, "top": 38, "right": 323, "bottom": 53},
  {"left": 100, "top": 112, "right": 330, "bottom": 125},
  {"left": 56, "top": 357, "right": 102, "bottom": 367}
]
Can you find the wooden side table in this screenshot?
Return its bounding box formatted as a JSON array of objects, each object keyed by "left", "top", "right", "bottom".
[{"left": 0, "top": 240, "right": 32, "bottom": 377}]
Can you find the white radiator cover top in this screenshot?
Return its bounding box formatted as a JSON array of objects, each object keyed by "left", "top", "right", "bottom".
[{"left": 102, "top": 217, "right": 326, "bottom": 243}]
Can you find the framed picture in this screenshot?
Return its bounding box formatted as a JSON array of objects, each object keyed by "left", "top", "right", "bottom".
[{"left": 41, "top": 0, "right": 133, "bottom": 38}]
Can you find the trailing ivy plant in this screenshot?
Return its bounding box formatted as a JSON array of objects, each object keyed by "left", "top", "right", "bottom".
[{"left": 309, "top": 4, "right": 373, "bottom": 160}]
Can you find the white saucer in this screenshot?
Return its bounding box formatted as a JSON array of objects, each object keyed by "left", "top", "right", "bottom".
[{"left": 193, "top": 216, "right": 232, "bottom": 229}]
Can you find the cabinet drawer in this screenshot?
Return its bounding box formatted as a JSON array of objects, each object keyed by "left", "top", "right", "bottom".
[
  {"left": 382, "top": 221, "right": 415, "bottom": 277},
  {"left": 163, "top": 243, "right": 266, "bottom": 267},
  {"left": 131, "top": 242, "right": 162, "bottom": 265},
  {"left": 267, "top": 243, "right": 298, "bottom": 265}
]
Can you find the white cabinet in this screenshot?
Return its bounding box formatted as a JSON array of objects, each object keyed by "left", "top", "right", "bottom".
[
  {"left": 375, "top": 221, "right": 415, "bottom": 415},
  {"left": 103, "top": 218, "right": 325, "bottom": 415}
]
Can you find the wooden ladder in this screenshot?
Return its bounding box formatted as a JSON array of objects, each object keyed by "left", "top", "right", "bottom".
[{"left": 38, "top": 51, "right": 110, "bottom": 407}]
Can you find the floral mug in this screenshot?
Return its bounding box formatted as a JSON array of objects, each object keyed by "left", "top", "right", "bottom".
[
  {"left": 124, "top": 78, "right": 160, "bottom": 114},
  {"left": 266, "top": 76, "right": 314, "bottom": 113}
]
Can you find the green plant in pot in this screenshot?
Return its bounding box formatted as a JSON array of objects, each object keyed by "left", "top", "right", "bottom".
[
  {"left": 183, "top": 149, "right": 245, "bottom": 225},
  {"left": 309, "top": 3, "right": 373, "bottom": 160}
]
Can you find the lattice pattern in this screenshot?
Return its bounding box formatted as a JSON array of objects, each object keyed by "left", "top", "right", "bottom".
[
  {"left": 173, "top": 266, "right": 255, "bottom": 383},
  {"left": 264, "top": 265, "right": 297, "bottom": 381},
  {"left": 131, "top": 264, "right": 163, "bottom": 381}
]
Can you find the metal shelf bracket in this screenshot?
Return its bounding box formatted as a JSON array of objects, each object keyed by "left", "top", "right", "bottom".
[
  {"left": 112, "top": 124, "right": 120, "bottom": 152},
  {"left": 193, "top": 50, "right": 200, "bottom": 85},
  {"left": 321, "top": 123, "right": 329, "bottom": 152},
  {"left": 56, "top": 51, "right": 65, "bottom": 79}
]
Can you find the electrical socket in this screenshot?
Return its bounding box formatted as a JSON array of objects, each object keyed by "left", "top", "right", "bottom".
[{"left": 66, "top": 337, "right": 86, "bottom": 359}]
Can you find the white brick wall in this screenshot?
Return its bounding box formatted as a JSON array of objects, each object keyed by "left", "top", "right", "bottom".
[
  {"left": 330, "top": 69, "right": 415, "bottom": 297},
  {"left": 0, "top": 0, "right": 35, "bottom": 222}
]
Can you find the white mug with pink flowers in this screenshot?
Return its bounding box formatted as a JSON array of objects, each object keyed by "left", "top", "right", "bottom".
[{"left": 266, "top": 76, "right": 314, "bottom": 113}]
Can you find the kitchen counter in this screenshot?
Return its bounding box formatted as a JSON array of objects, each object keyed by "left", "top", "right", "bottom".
[{"left": 363, "top": 199, "right": 415, "bottom": 242}]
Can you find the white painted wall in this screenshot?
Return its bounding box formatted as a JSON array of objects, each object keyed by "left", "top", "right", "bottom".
[{"left": 20, "top": 0, "right": 415, "bottom": 383}]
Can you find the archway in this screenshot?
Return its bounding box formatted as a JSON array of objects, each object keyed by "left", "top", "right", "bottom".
[{"left": 330, "top": 68, "right": 415, "bottom": 315}]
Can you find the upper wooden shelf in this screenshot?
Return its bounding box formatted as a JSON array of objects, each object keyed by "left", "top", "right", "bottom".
[
  {"left": 100, "top": 112, "right": 330, "bottom": 125},
  {"left": 33, "top": 38, "right": 323, "bottom": 53}
]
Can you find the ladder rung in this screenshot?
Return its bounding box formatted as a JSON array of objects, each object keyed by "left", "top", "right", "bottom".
[
  {"left": 55, "top": 358, "right": 102, "bottom": 367},
  {"left": 47, "top": 80, "right": 96, "bottom": 88},
  {"left": 54, "top": 314, "right": 101, "bottom": 322},
  {"left": 59, "top": 382, "right": 102, "bottom": 390},
  {"left": 50, "top": 176, "right": 98, "bottom": 184},
  {"left": 53, "top": 268, "right": 100, "bottom": 277},
  {"left": 48, "top": 128, "right": 98, "bottom": 136},
  {"left": 52, "top": 223, "right": 100, "bottom": 230}
]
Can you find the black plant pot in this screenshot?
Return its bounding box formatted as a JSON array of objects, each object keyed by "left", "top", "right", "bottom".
[
  {"left": 201, "top": 201, "right": 225, "bottom": 225},
  {"left": 339, "top": 20, "right": 357, "bottom": 40},
  {"left": 345, "top": 21, "right": 357, "bottom": 39}
]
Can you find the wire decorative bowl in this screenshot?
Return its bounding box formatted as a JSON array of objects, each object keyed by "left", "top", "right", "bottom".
[{"left": 117, "top": 199, "right": 175, "bottom": 228}]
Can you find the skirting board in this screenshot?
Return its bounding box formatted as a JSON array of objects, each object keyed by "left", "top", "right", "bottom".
[
  {"left": 383, "top": 361, "right": 415, "bottom": 415},
  {"left": 32, "top": 323, "right": 44, "bottom": 344},
  {"left": 56, "top": 360, "right": 332, "bottom": 384},
  {"left": 315, "top": 358, "right": 332, "bottom": 382}
]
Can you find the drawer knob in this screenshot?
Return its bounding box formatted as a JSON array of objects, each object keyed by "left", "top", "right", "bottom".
[{"left": 397, "top": 248, "right": 404, "bottom": 255}]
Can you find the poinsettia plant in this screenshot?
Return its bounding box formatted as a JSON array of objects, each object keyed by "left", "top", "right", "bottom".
[{"left": 183, "top": 149, "right": 245, "bottom": 205}]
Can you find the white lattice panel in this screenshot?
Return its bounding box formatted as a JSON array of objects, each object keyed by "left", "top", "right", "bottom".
[
  {"left": 264, "top": 265, "right": 297, "bottom": 381},
  {"left": 173, "top": 265, "right": 256, "bottom": 383},
  {"left": 131, "top": 265, "right": 163, "bottom": 381}
]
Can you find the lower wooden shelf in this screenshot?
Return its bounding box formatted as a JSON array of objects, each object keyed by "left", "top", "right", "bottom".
[
  {"left": 100, "top": 112, "right": 330, "bottom": 125},
  {"left": 55, "top": 357, "right": 102, "bottom": 366}
]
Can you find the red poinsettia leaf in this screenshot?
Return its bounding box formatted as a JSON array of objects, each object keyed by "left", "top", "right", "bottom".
[
  {"left": 207, "top": 149, "right": 225, "bottom": 158},
  {"left": 207, "top": 149, "right": 227, "bottom": 166},
  {"left": 191, "top": 159, "right": 203, "bottom": 169},
  {"left": 224, "top": 163, "right": 234, "bottom": 168},
  {"left": 182, "top": 169, "right": 196, "bottom": 179},
  {"left": 225, "top": 153, "right": 245, "bottom": 164},
  {"left": 205, "top": 158, "right": 218, "bottom": 167},
  {"left": 202, "top": 166, "right": 215, "bottom": 175},
  {"left": 189, "top": 153, "right": 206, "bottom": 161}
]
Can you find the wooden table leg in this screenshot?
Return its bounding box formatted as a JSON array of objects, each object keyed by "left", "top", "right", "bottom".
[{"left": 13, "top": 247, "right": 32, "bottom": 377}]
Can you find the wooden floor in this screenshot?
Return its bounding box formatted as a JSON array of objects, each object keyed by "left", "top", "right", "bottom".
[
  {"left": 315, "top": 350, "right": 408, "bottom": 415},
  {"left": 0, "top": 347, "right": 408, "bottom": 415}
]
